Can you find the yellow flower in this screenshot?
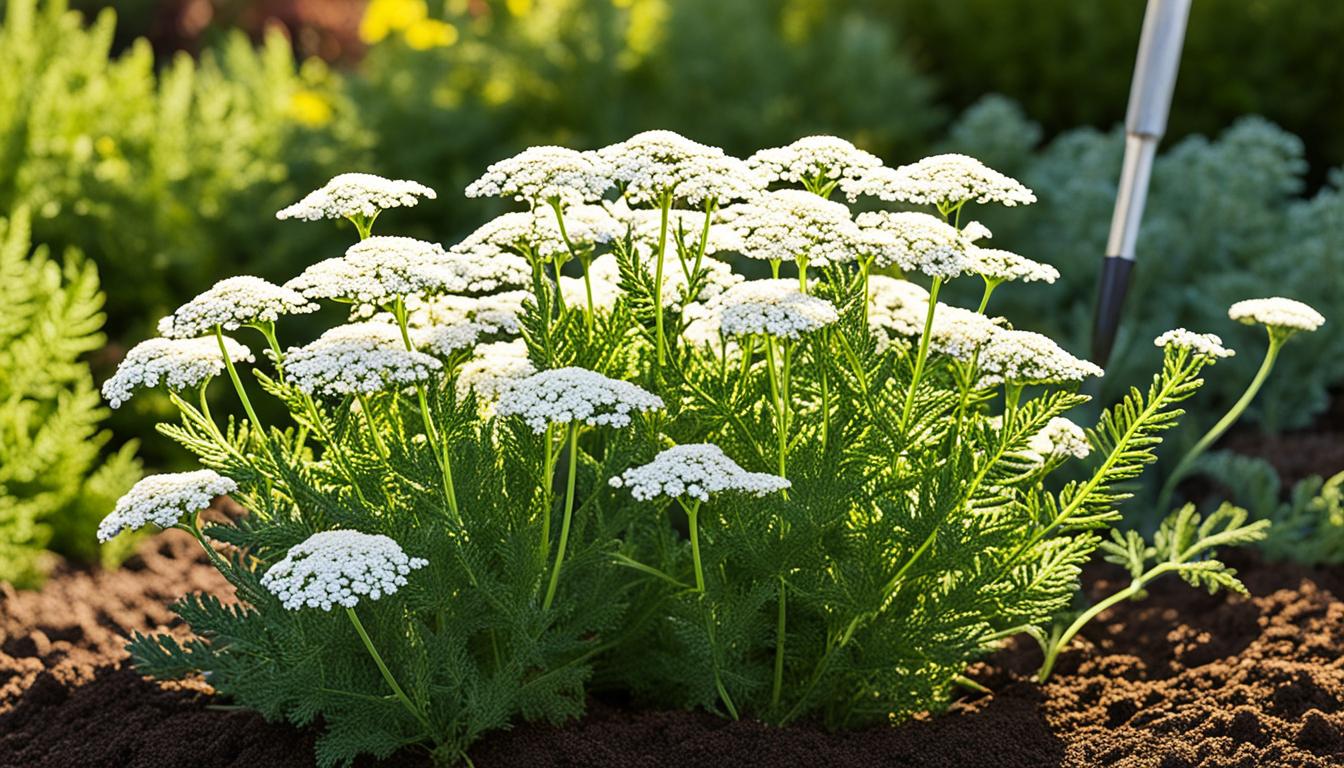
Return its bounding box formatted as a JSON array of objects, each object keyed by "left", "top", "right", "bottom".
[
  {"left": 289, "top": 89, "right": 333, "bottom": 127},
  {"left": 506, "top": 0, "right": 532, "bottom": 16},
  {"left": 403, "top": 19, "right": 459, "bottom": 50},
  {"left": 360, "top": 0, "right": 428, "bottom": 45}
]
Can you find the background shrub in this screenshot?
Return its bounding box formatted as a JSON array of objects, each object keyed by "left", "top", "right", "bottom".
[
  {"left": 943, "top": 97, "right": 1344, "bottom": 434},
  {"left": 0, "top": 207, "right": 141, "bottom": 586}
]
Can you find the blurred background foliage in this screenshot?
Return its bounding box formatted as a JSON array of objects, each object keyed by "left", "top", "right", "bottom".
[{"left": 2, "top": 0, "right": 1343, "bottom": 571}]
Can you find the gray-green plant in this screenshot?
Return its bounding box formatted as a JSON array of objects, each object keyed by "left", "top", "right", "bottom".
[
  {"left": 0, "top": 207, "right": 140, "bottom": 586},
  {"left": 104, "top": 135, "right": 1273, "bottom": 766},
  {"left": 943, "top": 96, "right": 1344, "bottom": 435}
]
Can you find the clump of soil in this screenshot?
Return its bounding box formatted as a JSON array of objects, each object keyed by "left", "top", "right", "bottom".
[{"left": 3, "top": 535, "right": 1343, "bottom": 767}]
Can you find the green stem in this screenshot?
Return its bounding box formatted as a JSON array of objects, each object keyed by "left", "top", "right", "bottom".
[
  {"left": 764, "top": 336, "right": 788, "bottom": 481},
  {"left": 345, "top": 607, "right": 433, "bottom": 733},
  {"left": 348, "top": 212, "right": 378, "bottom": 241},
  {"left": 542, "top": 423, "right": 580, "bottom": 610},
  {"left": 358, "top": 394, "right": 390, "bottom": 460},
  {"left": 653, "top": 193, "right": 672, "bottom": 367},
  {"left": 1037, "top": 564, "right": 1174, "bottom": 681},
  {"left": 899, "top": 276, "right": 943, "bottom": 433},
  {"left": 1158, "top": 334, "right": 1283, "bottom": 511},
  {"left": 215, "top": 326, "right": 267, "bottom": 446},
  {"left": 539, "top": 424, "right": 556, "bottom": 564},
  {"left": 392, "top": 297, "right": 459, "bottom": 520},
  {"left": 976, "top": 278, "right": 999, "bottom": 314},
  {"left": 797, "top": 258, "right": 809, "bottom": 293},
  {"left": 683, "top": 499, "right": 707, "bottom": 593}
]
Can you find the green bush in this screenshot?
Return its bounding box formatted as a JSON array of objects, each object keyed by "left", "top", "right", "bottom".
[
  {"left": 0, "top": 0, "right": 367, "bottom": 342},
  {"left": 109, "top": 139, "right": 1271, "bottom": 765},
  {"left": 1193, "top": 451, "right": 1344, "bottom": 566},
  {"left": 0, "top": 207, "right": 141, "bottom": 586},
  {"left": 944, "top": 97, "right": 1344, "bottom": 434}
]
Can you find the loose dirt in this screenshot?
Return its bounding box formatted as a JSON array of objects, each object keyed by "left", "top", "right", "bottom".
[{"left": 3, "top": 529, "right": 1342, "bottom": 767}]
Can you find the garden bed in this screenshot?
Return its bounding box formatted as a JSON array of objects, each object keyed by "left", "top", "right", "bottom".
[{"left": 1, "top": 523, "right": 1341, "bottom": 768}]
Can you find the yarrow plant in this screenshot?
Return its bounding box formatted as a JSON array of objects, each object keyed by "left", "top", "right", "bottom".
[{"left": 106, "top": 136, "right": 1309, "bottom": 766}]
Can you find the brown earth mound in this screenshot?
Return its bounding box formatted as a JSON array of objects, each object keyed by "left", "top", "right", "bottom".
[{"left": 2, "top": 533, "right": 1342, "bottom": 767}]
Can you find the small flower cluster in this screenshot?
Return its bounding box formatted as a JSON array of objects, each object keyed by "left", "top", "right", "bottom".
[
  {"left": 610, "top": 443, "right": 791, "bottom": 502},
  {"left": 867, "top": 276, "right": 931, "bottom": 344},
  {"left": 495, "top": 367, "right": 664, "bottom": 433},
  {"left": 847, "top": 153, "right": 1036, "bottom": 208},
  {"left": 261, "top": 530, "right": 427, "bottom": 611},
  {"left": 465, "top": 146, "right": 612, "bottom": 207},
  {"left": 929, "top": 305, "right": 1004, "bottom": 361},
  {"left": 717, "top": 280, "right": 840, "bottom": 339},
  {"left": 157, "top": 276, "right": 316, "bottom": 338},
  {"left": 728, "top": 190, "right": 862, "bottom": 267},
  {"left": 1154, "top": 329, "right": 1235, "bottom": 359},
  {"left": 598, "top": 130, "right": 764, "bottom": 207},
  {"left": 414, "top": 322, "right": 483, "bottom": 358},
  {"left": 97, "top": 470, "right": 237, "bottom": 541},
  {"left": 456, "top": 339, "right": 536, "bottom": 402},
  {"left": 276, "top": 173, "right": 436, "bottom": 221},
  {"left": 395, "top": 291, "right": 530, "bottom": 335},
  {"left": 103, "top": 336, "right": 254, "bottom": 408},
  {"left": 286, "top": 323, "right": 442, "bottom": 397},
  {"left": 856, "top": 211, "right": 971, "bottom": 279},
  {"left": 1228, "top": 297, "right": 1326, "bottom": 333},
  {"left": 978, "top": 329, "right": 1103, "bottom": 387},
  {"left": 287, "top": 237, "right": 456, "bottom": 305},
  {"left": 1030, "top": 417, "right": 1092, "bottom": 460},
  {"left": 969, "top": 247, "right": 1060, "bottom": 284},
  {"left": 747, "top": 136, "right": 883, "bottom": 189}
]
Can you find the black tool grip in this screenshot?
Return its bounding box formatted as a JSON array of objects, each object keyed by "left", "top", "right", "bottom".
[{"left": 1091, "top": 256, "right": 1136, "bottom": 368}]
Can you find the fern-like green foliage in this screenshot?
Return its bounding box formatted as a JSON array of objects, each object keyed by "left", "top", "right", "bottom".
[
  {"left": 0, "top": 0, "right": 366, "bottom": 339},
  {"left": 0, "top": 207, "right": 140, "bottom": 586},
  {"left": 1193, "top": 451, "right": 1344, "bottom": 565},
  {"left": 111, "top": 136, "right": 1272, "bottom": 766}
]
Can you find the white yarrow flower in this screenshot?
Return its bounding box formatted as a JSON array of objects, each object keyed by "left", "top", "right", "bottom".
[
  {"left": 496, "top": 367, "right": 664, "bottom": 433},
  {"left": 969, "top": 247, "right": 1059, "bottom": 284},
  {"left": 856, "top": 211, "right": 972, "bottom": 279},
  {"left": 609, "top": 443, "right": 790, "bottom": 502},
  {"left": 747, "top": 136, "right": 883, "bottom": 190},
  {"left": 1154, "top": 329, "right": 1235, "bottom": 360},
  {"left": 978, "top": 330, "right": 1103, "bottom": 387},
  {"left": 157, "top": 276, "right": 317, "bottom": 338},
  {"left": 98, "top": 470, "right": 237, "bottom": 541},
  {"left": 929, "top": 305, "right": 1005, "bottom": 361},
  {"left": 846, "top": 154, "right": 1035, "bottom": 208},
  {"left": 103, "top": 336, "right": 254, "bottom": 408},
  {"left": 718, "top": 279, "right": 839, "bottom": 339},
  {"left": 1030, "top": 417, "right": 1092, "bottom": 460},
  {"left": 465, "top": 146, "right": 612, "bottom": 207},
  {"left": 1228, "top": 297, "right": 1325, "bottom": 333},
  {"left": 286, "top": 323, "right": 442, "bottom": 397},
  {"left": 727, "top": 190, "right": 863, "bottom": 267},
  {"left": 276, "top": 173, "right": 436, "bottom": 221},
  {"left": 413, "top": 322, "right": 482, "bottom": 358},
  {"left": 261, "top": 530, "right": 428, "bottom": 611},
  {"left": 598, "top": 130, "right": 764, "bottom": 207},
  {"left": 867, "top": 276, "right": 931, "bottom": 349},
  {"left": 456, "top": 340, "right": 537, "bottom": 403}
]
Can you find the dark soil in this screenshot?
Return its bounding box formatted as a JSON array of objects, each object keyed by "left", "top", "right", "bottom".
[{"left": 4, "top": 529, "right": 1344, "bottom": 768}]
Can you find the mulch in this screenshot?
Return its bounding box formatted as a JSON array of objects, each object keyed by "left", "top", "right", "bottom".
[{"left": 3, "top": 527, "right": 1343, "bottom": 768}]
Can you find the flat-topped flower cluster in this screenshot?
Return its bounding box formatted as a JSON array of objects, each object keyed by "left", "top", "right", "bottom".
[{"left": 107, "top": 132, "right": 1315, "bottom": 768}]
